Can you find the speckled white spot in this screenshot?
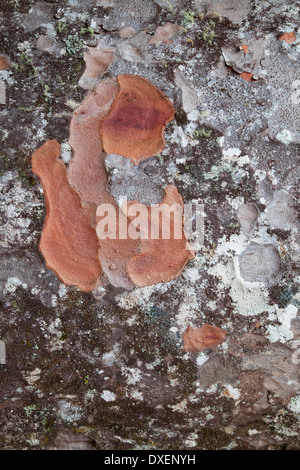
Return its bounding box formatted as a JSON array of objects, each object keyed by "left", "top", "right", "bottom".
[
  {"left": 276, "top": 129, "right": 293, "bottom": 144},
  {"left": 4, "top": 277, "right": 27, "bottom": 294},
  {"left": 222, "top": 147, "right": 242, "bottom": 162},
  {"left": 58, "top": 400, "right": 83, "bottom": 422},
  {"left": 101, "top": 390, "right": 116, "bottom": 402},
  {"left": 267, "top": 304, "right": 298, "bottom": 343},
  {"left": 288, "top": 395, "right": 300, "bottom": 414},
  {"left": 196, "top": 353, "right": 209, "bottom": 366},
  {"left": 223, "top": 384, "right": 240, "bottom": 400},
  {"left": 102, "top": 350, "right": 116, "bottom": 367},
  {"left": 58, "top": 284, "right": 68, "bottom": 299}
]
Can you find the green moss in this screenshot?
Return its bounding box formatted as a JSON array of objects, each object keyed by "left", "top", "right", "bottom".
[
  {"left": 201, "top": 20, "right": 217, "bottom": 46},
  {"left": 83, "top": 374, "right": 90, "bottom": 385},
  {"left": 181, "top": 10, "right": 195, "bottom": 27},
  {"left": 194, "top": 127, "right": 213, "bottom": 139},
  {"left": 80, "top": 26, "right": 95, "bottom": 37},
  {"left": 9, "top": 0, "right": 20, "bottom": 11},
  {"left": 14, "top": 51, "right": 35, "bottom": 76},
  {"left": 55, "top": 20, "right": 69, "bottom": 34},
  {"left": 64, "top": 34, "right": 83, "bottom": 57},
  {"left": 23, "top": 404, "right": 38, "bottom": 417}
]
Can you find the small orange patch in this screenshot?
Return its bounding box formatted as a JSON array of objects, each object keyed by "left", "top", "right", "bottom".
[
  {"left": 0, "top": 55, "right": 9, "bottom": 70},
  {"left": 279, "top": 31, "right": 296, "bottom": 44},
  {"left": 240, "top": 72, "right": 254, "bottom": 82},
  {"left": 240, "top": 44, "right": 249, "bottom": 54},
  {"left": 183, "top": 324, "right": 227, "bottom": 352}
]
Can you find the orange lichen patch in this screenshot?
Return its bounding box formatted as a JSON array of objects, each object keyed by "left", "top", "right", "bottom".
[
  {"left": 125, "top": 185, "right": 195, "bottom": 287},
  {"left": 95, "top": 189, "right": 139, "bottom": 290},
  {"left": 96, "top": 223, "right": 138, "bottom": 289},
  {"left": 68, "top": 77, "right": 118, "bottom": 207},
  {"left": 32, "top": 139, "right": 102, "bottom": 292},
  {"left": 68, "top": 77, "right": 138, "bottom": 289},
  {"left": 149, "top": 22, "right": 181, "bottom": 46},
  {"left": 33, "top": 75, "right": 193, "bottom": 291},
  {"left": 0, "top": 55, "right": 9, "bottom": 70},
  {"left": 239, "top": 44, "right": 249, "bottom": 54},
  {"left": 240, "top": 71, "right": 254, "bottom": 82},
  {"left": 78, "top": 43, "right": 114, "bottom": 90},
  {"left": 99, "top": 74, "right": 175, "bottom": 164},
  {"left": 279, "top": 31, "right": 296, "bottom": 44},
  {"left": 183, "top": 324, "right": 227, "bottom": 352}
]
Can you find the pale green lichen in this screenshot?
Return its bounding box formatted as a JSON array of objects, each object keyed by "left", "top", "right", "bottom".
[{"left": 208, "top": 257, "right": 274, "bottom": 317}]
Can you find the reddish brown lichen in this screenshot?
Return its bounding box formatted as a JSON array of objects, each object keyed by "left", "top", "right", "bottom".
[
  {"left": 0, "top": 55, "right": 9, "bottom": 71},
  {"left": 33, "top": 75, "right": 193, "bottom": 291},
  {"left": 99, "top": 74, "right": 175, "bottom": 164},
  {"left": 240, "top": 71, "right": 254, "bottom": 82},
  {"left": 32, "top": 140, "right": 102, "bottom": 292},
  {"left": 183, "top": 324, "right": 227, "bottom": 352},
  {"left": 239, "top": 44, "right": 249, "bottom": 54},
  {"left": 67, "top": 77, "right": 139, "bottom": 289},
  {"left": 279, "top": 31, "right": 296, "bottom": 44},
  {"left": 125, "top": 185, "right": 195, "bottom": 287},
  {"left": 68, "top": 77, "right": 118, "bottom": 208}
]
